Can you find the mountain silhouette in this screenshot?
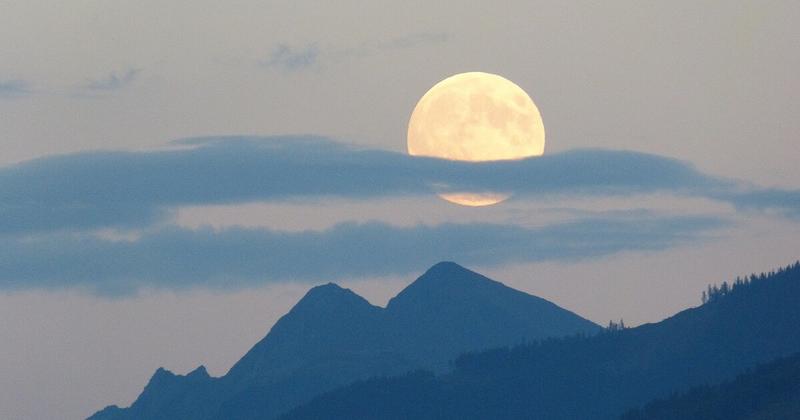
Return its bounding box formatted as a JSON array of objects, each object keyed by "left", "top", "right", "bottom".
[
  {"left": 386, "top": 261, "right": 601, "bottom": 370},
  {"left": 89, "top": 262, "right": 599, "bottom": 420},
  {"left": 282, "top": 261, "right": 800, "bottom": 420},
  {"left": 621, "top": 351, "right": 800, "bottom": 420}
]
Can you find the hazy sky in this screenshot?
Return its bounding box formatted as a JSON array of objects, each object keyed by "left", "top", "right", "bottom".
[{"left": 2, "top": 1, "right": 800, "bottom": 419}]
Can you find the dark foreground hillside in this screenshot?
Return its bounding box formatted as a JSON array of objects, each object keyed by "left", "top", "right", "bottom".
[
  {"left": 622, "top": 351, "right": 800, "bottom": 420},
  {"left": 283, "top": 262, "right": 800, "bottom": 420}
]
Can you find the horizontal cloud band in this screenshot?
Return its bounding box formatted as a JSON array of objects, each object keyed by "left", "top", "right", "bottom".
[
  {"left": 0, "top": 215, "right": 725, "bottom": 295},
  {"left": 1, "top": 135, "right": 794, "bottom": 235}
]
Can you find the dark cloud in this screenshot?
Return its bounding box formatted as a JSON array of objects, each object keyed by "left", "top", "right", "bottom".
[
  {"left": 0, "top": 135, "right": 796, "bottom": 235},
  {"left": 0, "top": 79, "right": 32, "bottom": 98},
  {"left": 0, "top": 214, "right": 725, "bottom": 294},
  {"left": 2, "top": 135, "right": 793, "bottom": 293},
  {"left": 722, "top": 188, "right": 800, "bottom": 219}
]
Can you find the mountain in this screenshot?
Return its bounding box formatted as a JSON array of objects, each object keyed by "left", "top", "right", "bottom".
[
  {"left": 621, "top": 351, "right": 800, "bottom": 420},
  {"left": 89, "top": 261, "right": 599, "bottom": 420},
  {"left": 386, "top": 261, "right": 601, "bottom": 370},
  {"left": 282, "top": 261, "right": 800, "bottom": 420},
  {"left": 90, "top": 366, "right": 219, "bottom": 420}
]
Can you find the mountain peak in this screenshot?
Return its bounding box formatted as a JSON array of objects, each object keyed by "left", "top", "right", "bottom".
[
  {"left": 91, "top": 261, "right": 603, "bottom": 420},
  {"left": 388, "top": 262, "right": 500, "bottom": 308},
  {"left": 420, "top": 261, "right": 493, "bottom": 284},
  {"left": 150, "top": 367, "right": 176, "bottom": 382},
  {"left": 383, "top": 261, "right": 599, "bottom": 370},
  {"left": 225, "top": 280, "right": 386, "bottom": 383},
  {"left": 428, "top": 260, "right": 465, "bottom": 270},
  {"left": 306, "top": 282, "right": 346, "bottom": 295},
  {"left": 424, "top": 261, "right": 472, "bottom": 277},
  {"left": 145, "top": 366, "right": 211, "bottom": 389},
  {"left": 290, "top": 282, "right": 373, "bottom": 314},
  {"left": 187, "top": 365, "right": 209, "bottom": 379}
]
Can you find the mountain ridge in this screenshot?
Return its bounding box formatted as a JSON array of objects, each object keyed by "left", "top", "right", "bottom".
[
  {"left": 281, "top": 261, "right": 800, "bottom": 420},
  {"left": 89, "top": 261, "right": 600, "bottom": 420},
  {"left": 621, "top": 351, "right": 800, "bottom": 420}
]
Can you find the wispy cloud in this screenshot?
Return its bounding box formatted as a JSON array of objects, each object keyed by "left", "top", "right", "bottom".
[
  {"left": 0, "top": 79, "right": 32, "bottom": 98},
  {"left": 260, "top": 32, "right": 447, "bottom": 71},
  {"left": 0, "top": 214, "right": 725, "bottom": 295},
  {"left": 0, "top": 71, "right": 140, "bottom": 99},
  {"left": 376, "top": 32, "right": 448, "bottom": 50},
  {"left": 81, "top": 68, "right": 140, "bottom": 92},
  {"left": 0, "top": 135, "right": 797, "bottom": 235},
  {"left": 260, "top": 44, "right": 320, "bottom": 71}
]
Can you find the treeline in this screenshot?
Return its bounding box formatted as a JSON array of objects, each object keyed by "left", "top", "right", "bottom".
[{"left": 702, "top": 261, "right": 800, "bottom": 304}]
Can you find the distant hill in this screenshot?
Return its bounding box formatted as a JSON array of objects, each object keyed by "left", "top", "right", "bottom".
[
  {"left": 283, "top": 262, "right": 800, "bottom": 420},
  {"left": 89, "top": 262, "right": 599, "bottom": 420},
  {"left": 621, "top": 351, "right": 800, "bottom": 420}
]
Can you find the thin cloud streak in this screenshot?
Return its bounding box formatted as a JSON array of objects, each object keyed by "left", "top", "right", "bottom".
[
  {"left": 260, "top": 32, "right": 448, "bottom": 71},
  {"left": 0, "top": 214, "right": 726, "bottom": 294},
  {"left": 377, "top": 32, "right": 448, "bottom": 50},
  {"left": 260, "top": 45, "right": 320, "bottom": 71},
  {"left": 0, "top": 79, "right": 32, "bottom": 98},
  {"left": 81, "top": 68, "right": 141, "bottom": 91}
]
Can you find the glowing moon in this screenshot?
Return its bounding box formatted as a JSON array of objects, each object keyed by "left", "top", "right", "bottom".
[{"left": 407, "top": 72, "right": 545, "bottom": 206}]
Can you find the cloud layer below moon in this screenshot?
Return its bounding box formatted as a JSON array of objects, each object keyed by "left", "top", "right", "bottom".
[
  {"left": 0, "top": 214, "right": 725, "bottom": 295},
  {"left": 0, "top": 135, "right": 797, "bottom": 293},
  {"left": 1, "top": 135, "right": 796, "bottom": 235}
]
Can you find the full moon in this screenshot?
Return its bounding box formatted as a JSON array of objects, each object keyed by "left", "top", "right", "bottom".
[{"left": 407, "top": 72, "right": 545, "bottom": 206}]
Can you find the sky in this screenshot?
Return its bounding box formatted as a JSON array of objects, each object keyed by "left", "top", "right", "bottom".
[{"left": 1, "top": 1, "right": 800, "bottom": 419}]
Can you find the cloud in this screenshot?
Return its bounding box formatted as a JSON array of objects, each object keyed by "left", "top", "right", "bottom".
[
  {"left": 332, "top": 32, "right": 448, "bottom": 60},
  {"left": 260, "top": 32, "right": 447, "bottom": 71},
  {"left": 0, "top": 79, "right": 32, "bottom": 98},
  {"left": 81, "top": 68, "right": 140, "bottom": 91},
  {"left": 722, "top": 188, "right": 800, "bottom": 219},
  {"left": 0, "top": 135, "right": 797, "bottom": 235},
  {"left": 376, "top": 32, "right": 448, "bottom": 50},
  {"left": 0, "top": 214, "right": 725, "bottom": 294},
  {"left": 260, "top": 45, "right": 320, "bottom": 71},
  {"left": 3, "top": 135, "right": 794, "bottom": 294}
]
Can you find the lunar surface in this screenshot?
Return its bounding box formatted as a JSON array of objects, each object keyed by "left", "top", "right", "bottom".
[{"left": 407, "top": 72, "right": 545, "bottom": 206}]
